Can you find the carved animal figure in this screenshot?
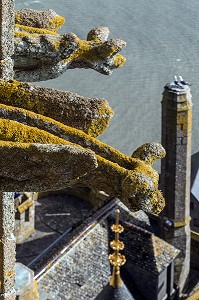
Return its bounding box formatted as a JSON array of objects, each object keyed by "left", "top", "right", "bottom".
[
  {"left": 14, "top": 9, "right": 126, "bottom": 81},
  {"left": 0, "top": 79, "right": 165, "bottom": 215}
]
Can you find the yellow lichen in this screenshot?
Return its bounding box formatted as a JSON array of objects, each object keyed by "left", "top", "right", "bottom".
[
  {"left": 177, "top": 110, "right": 192, "bottom": 133},
  {"left": 52, "top": 39, "right": 61, "bottom": 51},
  {"left": 86, "top": 101, "right": 114, "bottom": 137},
  {"left": 5, "top": 270, "right": 14, "bottom": 277},
  {"left": 0, "top": 118, "right": 73, "bottom": 146},
  {"left": 46, "top": 15, "right": 65, "bottom": 32},
  {"left": 82, "top": 154, "right": 163, "bottom": 213},
  {"left": 63, "top": 38, "right": 125, "bottom": 64},
  {"left": 131, "top": 144, "right": 166, "bottom": 166},
  {"left": 113, "top": 54, "right": 126, "bottom": 68},
  {"left": 14, "top": 21, "right": 125, "bottom": 68},
  {"left": 0, "top": 80, "right": 46, "bottom": 115},
  {"left": 0, "top": 117, "right": 156, "bottom": 187},
  {"left": 14, "top": 24, "right": 57, "bottom": 37},
  {"left": 15, "top": 11, "right": 21, "bottom": 24},
  {"left": 33, "top": 280, "right": 40, "bottom": 300},
  {"left": 0, "top": 140, "right": 30, "bottom": 149}
]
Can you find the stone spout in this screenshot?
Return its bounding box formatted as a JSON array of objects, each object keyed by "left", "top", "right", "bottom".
[
  {"left": 0, "top": 102, "right": 165, "bottom": 171},
  {"left": 0, "top": 79, "right": 113, "bottom": 137},
  {"left": 0, "top": 141, "right": 98, "bottom": 192},
  {"left": 13, "top": 9, "right": 126, "bottom": 81},
  {"left": 0, "top": 116, "right": 165, "bottom": 214}
]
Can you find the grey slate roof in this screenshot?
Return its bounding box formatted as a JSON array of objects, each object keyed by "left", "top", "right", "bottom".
[
  {"left": 109, "top": 206, "right": 180, "bottom": 275},
  {"left": 36, "top": 199, "right": 179, "bottom": 299},
  {"left": 95, "top": 282, "right": 135, "bottom": 300},
  {"left": 121, "top": 221, "right": 179, "bottom": 274}
]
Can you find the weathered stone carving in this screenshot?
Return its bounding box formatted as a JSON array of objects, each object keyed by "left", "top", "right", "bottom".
[
  {"left": 0, "top": 141, "right": 98, "bottom": 191},
  {"left": 15, "top": 8, "right": 65, "bottom": 32},
  {"left": 0, "top": 101, "right": 165, "bottom": 171},
  {"left": 131, "top": 142, "right": 166, "bottom": 166},
  {"left": 0, "top": 79, "right": 113, "bottom": 137},
  {"left": 0, "top": 100, "right": 165, "bottom": 214},
  {"left": 13, "top": 9, "right": 126, "bottom": 81}
]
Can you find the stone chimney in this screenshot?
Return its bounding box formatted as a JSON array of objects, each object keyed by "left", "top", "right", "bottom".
[{"left": 160, "top": 77, "right": 192, "bottom": 294}]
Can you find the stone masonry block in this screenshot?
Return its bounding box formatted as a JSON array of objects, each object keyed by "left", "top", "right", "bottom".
[
  {"left": 0, "top": 193, "right": 16, "bottom": 299},
  {"left": 0, "top": 0, "right": 14, "bottom": 58}
]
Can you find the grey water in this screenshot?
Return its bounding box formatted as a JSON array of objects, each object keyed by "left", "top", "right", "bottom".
[{"left": 15, "top": 0, "right": 199, "bottom": 164}]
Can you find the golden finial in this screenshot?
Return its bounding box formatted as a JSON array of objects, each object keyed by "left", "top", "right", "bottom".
[{"left": 109, "top": 209, "right": 126, "bottom": 287}]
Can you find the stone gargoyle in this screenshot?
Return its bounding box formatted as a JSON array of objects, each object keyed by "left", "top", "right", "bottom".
[
  {"left": 13, "top": 8, "right": 126, "bottom": 81},
  {"left": 0, "top": 78, "right": 166, "bottom": 215}
]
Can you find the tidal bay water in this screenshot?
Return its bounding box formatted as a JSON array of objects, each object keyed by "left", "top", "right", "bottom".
[{"left": 15, "top": 0, "right": 199, "bottom": 164}]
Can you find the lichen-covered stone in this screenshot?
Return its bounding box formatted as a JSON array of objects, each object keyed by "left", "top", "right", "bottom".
[
  {"left": 76, "top": 155, "right": 165, "bottom": 214},
  {"left": 0, "top": 85, "right": 165, "bottom": 215},
  {"left": 13, "top": 9, "right": 126, "bottom": 81},
  {"left": 0, "top": 141, "right": 98, "bottom": 192},
  {"left": 87, "top": 27, "right": 110, "bottom": 42},
  {"left": 132, "top": 142, "right": 166, "bottom": 166},
  {"left": 0, "top": 117, "right": 164, "bottom": 213},
  {"left": 15, "top": 8, "right": 65, "bottom": 32},
  {"left": 0, "top": 103, "right": 165, "bottom": 172},
  {"left": 0, "top": 80, "right": 113, "bottom": 137},
  {"left": 0, "top": 0, "right": 15, "bottom": 81}
]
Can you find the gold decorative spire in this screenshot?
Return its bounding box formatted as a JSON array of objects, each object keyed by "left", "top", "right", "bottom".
[{"left": 109, "top": 209, "right": 126, "bottom": 287}]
